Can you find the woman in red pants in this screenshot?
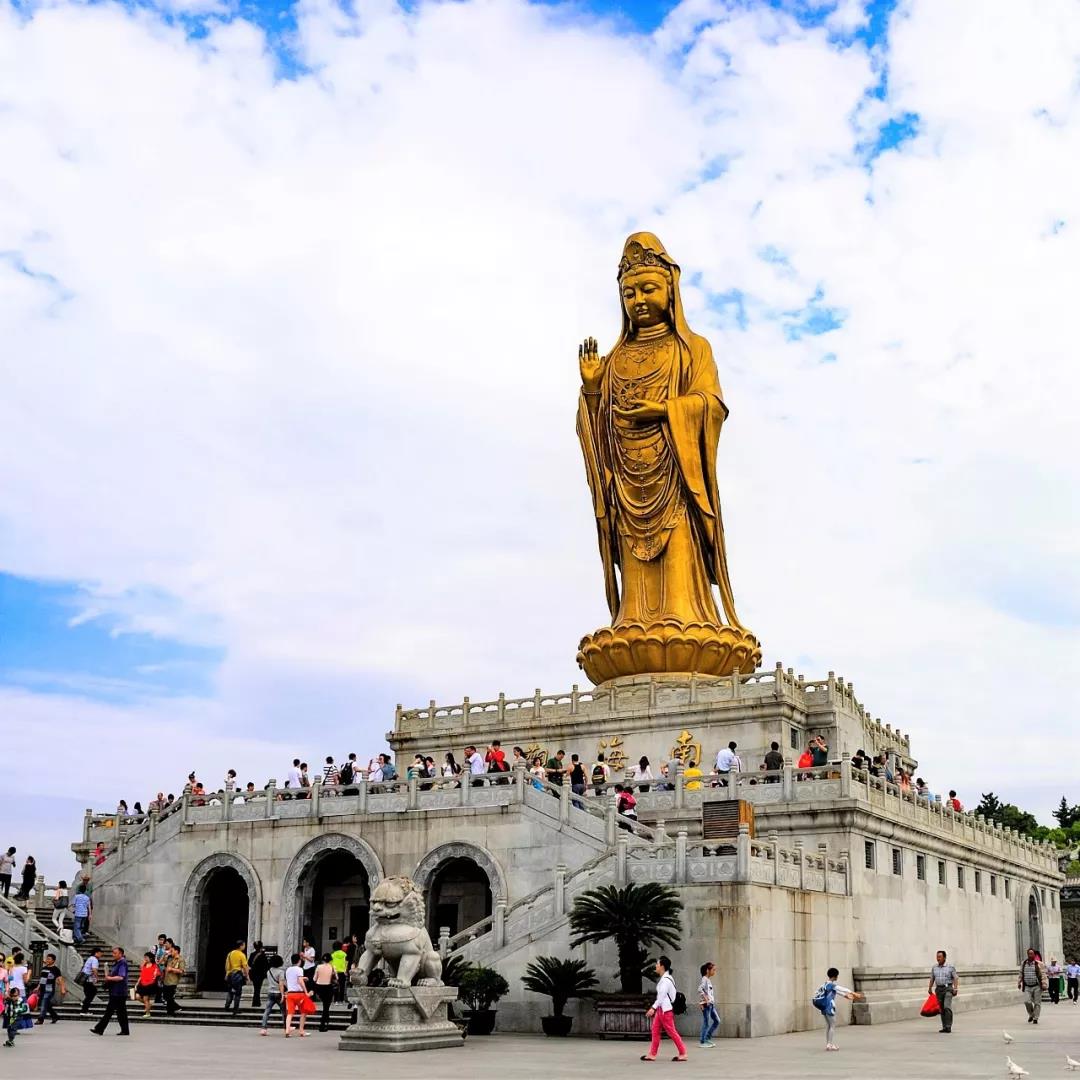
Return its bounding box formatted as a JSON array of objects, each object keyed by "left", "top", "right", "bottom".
[{"left": 641, "top": 956, "right": 687, "bottom": 1062}]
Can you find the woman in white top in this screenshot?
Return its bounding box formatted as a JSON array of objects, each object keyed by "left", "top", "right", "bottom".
[
  {"left": 9, "top": 953, "right": 29, "bottom": 1000},
  {"left": 52, "top": 880, "right": 69, "bottom": 931},
  {"left": 633, "top": 756, "right": 654, "bottom": 794},
  {"left": 642, "top": 955, "right": 687, "bottom": 1061}
]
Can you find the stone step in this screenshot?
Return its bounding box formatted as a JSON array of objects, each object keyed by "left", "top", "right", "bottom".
[{"left": 49, "top": 1002, "right": 353, "bottom": 1030}]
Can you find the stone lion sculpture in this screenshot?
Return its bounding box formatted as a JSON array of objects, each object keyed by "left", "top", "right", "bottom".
[{"left": 356, "top": 876, "right": 443, "bottom": 988}]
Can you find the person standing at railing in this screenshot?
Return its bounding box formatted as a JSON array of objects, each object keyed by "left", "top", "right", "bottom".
[
  {"left": 465, "top": 745, "right": 486, "bottom": 787},
  {"left": 530, "top": 757, "right": 546, "bottom": 790},
  {"left": 591, "top": 753, "right": 610, "bottom": 796},
  {"left": 809, "top": 735, "right": 829, "bottom": 770},
  {"left": 545, "top": 749, "right": 568, "bottom": 792},
  {"left": 633, "top": 756, "right": 654, "bottom": 793},
  {"left": 569, "top": 755, "right": 588, "bottom": 804},
  {"left": 0, "top": 847, "right": 15, "bottom": 899},
  {"left": 683, "top": 761, "right": 703, "bottom": 790},
  {"left": 14, "top": 857, "right": 35, "bottom": 903},
  {"left": 715, "top": 742, "right": 741, "bottom": 787},
  {"left": 763, "top": 742, "right": 784, "bottom": 782}
]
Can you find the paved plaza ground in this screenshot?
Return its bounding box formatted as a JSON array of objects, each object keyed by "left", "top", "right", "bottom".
[{"left": 7, "top": 1003, "right": 1079, "bottom": 1078}]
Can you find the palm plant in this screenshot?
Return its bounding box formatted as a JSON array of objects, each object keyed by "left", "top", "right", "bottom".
[
  {"left": 440, "top": 952, "right": 470, "bottom": 988},
  {"left": 568, "top": 882, "right": 683, "bottom": 995},
  {"left": 521, "top": 956, "right": 598, "bottom": 1017}
]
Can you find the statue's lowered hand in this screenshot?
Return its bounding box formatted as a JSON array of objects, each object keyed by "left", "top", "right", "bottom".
[{"left": 615, "top": 399, "right": 667, "bottom": 422}]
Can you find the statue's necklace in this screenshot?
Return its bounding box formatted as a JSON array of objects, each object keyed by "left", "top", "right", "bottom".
[{"left": 623, "top": 332, "right": 671, "bottom": 365}]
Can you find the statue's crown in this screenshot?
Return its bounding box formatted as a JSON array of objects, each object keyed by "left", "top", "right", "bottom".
[{"left": 619, "top": 240, "right": 670, "bottom": 279}]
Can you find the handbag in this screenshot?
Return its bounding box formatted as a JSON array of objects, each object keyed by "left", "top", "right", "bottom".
[
  {"left": 74, "top": 971, "right": 87, "bottom": 987},
  {"left": 920, "top": 992, "right": 940, "bottom": 1017},
  {"left": 300, "top": 994, "right": 317, "bottom": 1015}
]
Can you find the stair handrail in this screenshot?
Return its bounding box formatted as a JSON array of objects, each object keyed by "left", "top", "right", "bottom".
[{"left": 0, "top": 892, "right": 83, "bottom": 977}]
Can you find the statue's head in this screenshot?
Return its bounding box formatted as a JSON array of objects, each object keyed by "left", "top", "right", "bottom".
[
  {"left": 369, "top": 875, "right": 426, "bottom": 928},
  {"left": 619, "top": 233, "right": 676, "bottom": 331}
]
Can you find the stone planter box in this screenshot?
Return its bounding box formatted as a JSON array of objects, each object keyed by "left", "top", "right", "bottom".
[{"left": 595, "top": 994, "right": 651, "bottom": 1039}]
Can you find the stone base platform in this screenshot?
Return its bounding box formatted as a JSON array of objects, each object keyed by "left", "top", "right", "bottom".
[{"left": 338, "top": 986, "right": 463, "bottom": 1052}]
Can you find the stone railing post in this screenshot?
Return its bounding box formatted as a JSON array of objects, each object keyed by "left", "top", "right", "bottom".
[
  {"left": 182, "top": 789, "right": 192, "bottom": 826},
  {"left": 222, "top": 788, "right": 233, "bottom": 823},
  {"left": 655, "top": 819, "right": 667, "bottom": 843},
  {"left": 357, "top": 779, "right": 367, "bottom": 815},
  {"left": 818, "top": 843, "right": 829, "bottom": 891},
  {"left": 768, "top": 829, "right": 780, "bottom": 871},
  {"left": 311, "top": 776, "right": 322, "bottom": 818},
  {"left": 674, "top": 762, "right": 685, "bottom": 810},
  {"left": 840, "top": 752, "right": 851, "bottom": 798},
  {"left": 34, "top": 879, "right": 46, "bottom": 906},
  {"left": 116, "top": 831, "right": 125, "bottom": 863},
  {"left": 675, "top": 828, "right": 688, "bottom": 884},
  {"left": 407, "top": 774, "right": 419, "bottom": 811},
  {"left": 570, "top": 683, "right": 580, "bottom": 715},
  {"left": 460, "top": 775, "right": 471, "bottom": 806},
  {"left": 559, "top": 781, "right": 571, "bottom": 825},
  {"left": 513, "top": 762, "right": 526, "bottom": 802},
  {"left": 736, "top": 823, "right": 751, "bottom": 882},
  {"left": 554, "top": 864, "right": 567, "bottom": 914},
  {"left": 265, "top": 780, "right": 277, "bottom": 818},
  {"left": 782, "top": 759, "right": 794, "bottom": 801},
  {"left": 493, "top": 897, "right": 506, "bottom": 949},
  {"left": 82, "top": 809, "right": 92, "bottom": 845},
  {"left": 839, "top": 849, "right": 850, "bottom": 895},
  {"left": 616, "top": 837, "right": 628, "bottom": 885},
  {"left": 438, "top": 926, "right": 450, "bottom": 958},
  {"left": 605, "top": 801, "right": 617, "bottom": 846},
  {"left": 795, "top": 840, "right": 806, "bottom": 890},
  {"left": 148, "top": 808, "right": 158, "bottom": 843}
]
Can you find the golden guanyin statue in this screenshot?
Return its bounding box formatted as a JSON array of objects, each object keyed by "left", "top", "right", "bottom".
[{"left": 576, "top": 232, "right": 762, "bottom": 684}]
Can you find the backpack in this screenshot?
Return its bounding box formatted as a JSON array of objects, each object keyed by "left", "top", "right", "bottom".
[
  {"left": 672, "top": 991, "right": 687, "bottom": 1015},
  {"left": 592, "top": 764, "right": 606, "bottom": 782},
  {"left": 339, "top": 761, "right": 354, "bottom": 785},
  {"left": 811, "top": 983, "right": 833, "bottom": 1014}
]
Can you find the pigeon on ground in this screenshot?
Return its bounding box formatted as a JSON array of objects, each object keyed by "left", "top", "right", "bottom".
[
  {"left": 1003, "top": 1031, "right": 1014, "bottom": 1044},
  {"left": 1006, "top": 1057, "right": 1029, "bottom": 1077},
  {"left": 1066, "top": 1054, "right": 1080, "bottom": 1071}
]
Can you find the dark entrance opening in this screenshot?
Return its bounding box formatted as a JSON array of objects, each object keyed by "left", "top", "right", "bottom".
[
  {"left": 198, "top": 867, "right": 249, "bottom": 991},
  {"left": 1028, "top": 892, "right": 1042, "bottom": 956},
  {"left": 298, "top": 851, "right": 370, "bottom": 956},
  {"left": 426, "top": 857, "right": 493, "bottom": 940}
]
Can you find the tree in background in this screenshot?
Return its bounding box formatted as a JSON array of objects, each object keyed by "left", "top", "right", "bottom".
[{"left": 1052, "top": 797, "right": 1080, "bottom": 830}]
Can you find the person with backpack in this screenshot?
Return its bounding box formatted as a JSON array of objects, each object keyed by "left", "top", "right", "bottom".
[
  {"left": 339, "top": 753, "right": 358, "bottom": 794},
  {"left": 641, "top": 955, "right": 687, "bottom": 1062},
  {"left": 591, "top": 753, "right": 610, "bottom": 796},
  {"left": 812, "top": 966, "right": 862, "bottom": 1050},
  {"left": 615, "top": 785, "right": 638, "bottom": 831}
]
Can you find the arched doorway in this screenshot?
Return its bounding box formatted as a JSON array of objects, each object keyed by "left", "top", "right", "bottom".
[
  {"left": 424, "top": 857, "right": 493, "bottom": 940},
  {"left": 197, "top": 867, "right": 249, "bottom": 991},
  {"left": 181, "top": 853, "right": 263, "bottom": 992},
  {"left": 1028, "top": 891, "right": 1042, "bottom": 956},
  {"left": 278, "top": 834, "right": 383, "bottom": 955},
  {"left": 300, "top": 849, "right": 371, "bottom": 955}
]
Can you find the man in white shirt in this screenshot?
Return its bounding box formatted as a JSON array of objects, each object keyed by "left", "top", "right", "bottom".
[
  {"left": 643, "top": 956, "right": 687, "bottom": 1061},
  {"left": 286, "top": 758, "right": 302, "bottom": 797},
  {"left": 79, "top": 949, "right": 101, "bottom": 1013},
  {"left": 1047, "top": 957, "right": 1063, "bottom": 1004},
  {"left": 715, "top": 741, "right": 741, "bottom": 785},
  {"left": 466, "top": 745, "right": 486, "bottom": 786}
]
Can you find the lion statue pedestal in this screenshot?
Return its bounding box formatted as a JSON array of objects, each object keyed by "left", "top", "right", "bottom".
[{"left": 337, "top": 876, "right": 462, "bottom": 1053}]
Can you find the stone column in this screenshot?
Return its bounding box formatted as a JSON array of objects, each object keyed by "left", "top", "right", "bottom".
[
  {"left": 655, "top": 819, "right": 667, "bottom": 843},
  {"left": 265, "top": 780, "right": 277, "bottom": 818},
  {"left": 407, "top": 774, "right": 418, "bottom": 811},
  {"left": 438, "top": 926, "right": 450, "bottom": 958},
  {"left": 222, "top": 787, "right": 232, "bottom": 823},
  {"left": 513, "top": 762, "right": 526, "bottom": 803},
  {"left": 148, "top": 809, "right": 158, "bottom": 843},
  {"left": 674, "top": 762, "right": 685, "bottom": 810},
  {"left": 782, "top": 759, "right": 794, "bottom": 801},
  {"left": 675, "top": 829, "right": 688, "bottom": 884},
  {"left": 493, "top": 898, "right": 506, "bottom": 949},
  {"left": 82, "top": 809, "right": 92, "bottom": 845},
  {"left": 559, "top": 781, "right": 571, "bottom": 825},
  {"left": 605, "top": 801, "right": 617, "bottom": 846},
  {"left": 736, "top": 823, "right": 751, "bottom": 882},
  {"left": 357, "top": 779, "right": 367, "bottom": 815},
  {"left": 840, "top": 752, "right": 851, "bottom": 798},
  {"left": 616, "top": 839, "right": 628, "bottom": 886},
  {"left": 460, "top": 775, "right": 471, "bottom": 807},
  {"left": 182, "top": 789, "right": 192, "bottom": 826},
  {"left": 554, "top": 864, "right": 567, "bottom": 915},
  {"left": 311, "top": 776, "right": 322, "bottom": 817}
]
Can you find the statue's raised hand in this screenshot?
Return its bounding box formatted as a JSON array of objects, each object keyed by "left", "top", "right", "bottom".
[{"left": 579, "top": 337, "right": 606, "bottom": 393}]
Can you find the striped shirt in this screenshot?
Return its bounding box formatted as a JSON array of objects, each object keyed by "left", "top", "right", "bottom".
[{"left": 931, "top": 964, "right": 956, "bottom": 987}]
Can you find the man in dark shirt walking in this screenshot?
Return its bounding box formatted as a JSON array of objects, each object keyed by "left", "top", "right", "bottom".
[
  {"left": 35, "top": 953, "right": 65, "bottom": 1024},
  {"left": 91, "top": 947, "right": 130, "bottom": 1036},
  {"left": 763, "top": 741, "right": 784, "bottom": 781}
]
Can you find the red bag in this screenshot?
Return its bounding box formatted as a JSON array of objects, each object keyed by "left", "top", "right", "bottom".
[
  {"left": 26, "top": 992, "right": 39, "bottom": 1011},
  {"left": 920, "top": 993, "right": 940, "bottom": 1017},
  {"left": 300, "top": 994, "right": 317, "bottom": 1015}
]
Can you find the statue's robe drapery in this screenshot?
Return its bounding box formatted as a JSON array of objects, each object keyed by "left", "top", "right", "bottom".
[{"left": 576, "top": 239, "right": 747, "bottom": 633}]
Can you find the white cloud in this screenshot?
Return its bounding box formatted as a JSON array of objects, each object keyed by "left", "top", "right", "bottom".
[{"left": 2, "top": 0, "right": 1079, "bottom": 873}]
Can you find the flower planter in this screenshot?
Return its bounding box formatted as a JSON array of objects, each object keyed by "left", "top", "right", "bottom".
[
  {"left": 594, "top": 994, "right": 652, "bottom": 1039},
  {"left": 464, "top": 1009, "right": 497, "bottom": 1035},
  {"left": 541, "top": 1014, "right": 574, "bottom": 1036}
]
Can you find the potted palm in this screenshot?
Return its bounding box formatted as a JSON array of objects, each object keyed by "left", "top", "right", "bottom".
[
  {"left": 458, "top": 964, "right": 510, "bottom": 1035},
  {"left": 521, "top": 956, "right": 598, "bottom": 1036},
  {"left": 568, "top": 882, "right": 683, "bottom": 1038}
]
